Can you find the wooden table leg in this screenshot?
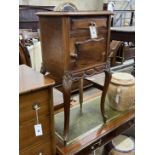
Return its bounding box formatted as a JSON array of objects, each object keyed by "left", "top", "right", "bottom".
[
  {"left": 79, "top": 78, "right": 83, "bottom": 110},
  {"left": 100, "top": 70, "right": 112, "bottom": 123},
  {"left": 63, "top": 72, "right": 72, "bottom": 145}
]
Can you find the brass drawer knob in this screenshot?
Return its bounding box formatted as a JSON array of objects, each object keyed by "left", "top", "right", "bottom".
[
  {"left": 32, "top": 102, "right": 40, "bottom": 110},
  {"left": 90, "top": 21, "right": 96, "bottom": 26}
]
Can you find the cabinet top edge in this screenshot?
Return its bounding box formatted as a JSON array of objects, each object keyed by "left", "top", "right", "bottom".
[
  {"left": 36, "top": 11, "right": 113, "bottom": 16},
  {"left": 19, "top": 65, "right": 55, "bottom": 95}
]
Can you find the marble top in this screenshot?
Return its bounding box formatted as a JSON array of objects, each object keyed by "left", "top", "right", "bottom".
[{"left": 111, "top": 26, "right": 135, "bottom": 32}]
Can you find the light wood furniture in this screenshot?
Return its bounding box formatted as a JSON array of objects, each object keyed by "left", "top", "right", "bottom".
[
  {"left": 37, "top": 11, "right": 113, "bottom": 144},
  {"left": 19, "top": 65, "right": 56, "bottom": 155}
]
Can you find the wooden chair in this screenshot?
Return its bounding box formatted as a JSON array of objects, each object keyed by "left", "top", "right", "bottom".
[
  {"left": 109, "top": 40, "right": 123, "bottom": 66},
  {"left": 19, "top": 41, "right": 31, "bottom": 66},
  {"left": 19, "top": 31, "right": 40, "bottom": 70},
  {"left": 124, "top": 43, "right": 135, "bottom": 76},
  {"left": 123, "top": 43, "right": 135, "bottom": 60}
]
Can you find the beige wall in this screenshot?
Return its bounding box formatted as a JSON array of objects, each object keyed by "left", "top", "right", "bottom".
[
  {"left": 19, "top": 0, "right": 105, "bottom": 11},
  {"left": 19, "top": 0, "right": 135, "bottom": 11}
]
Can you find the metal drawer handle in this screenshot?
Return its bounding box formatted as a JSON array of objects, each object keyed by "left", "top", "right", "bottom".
[
  {"left": 91, "top": 139, "right": 102, "bottom": 150},
  {"left": 70, "top": 53, "right": 78, "bottom": 59},
  {"left": 90, "top": 21, "right": 96, "bottom": 26},
  {"left": 32, "top": 102, "right": 41, "bottom": 124}
]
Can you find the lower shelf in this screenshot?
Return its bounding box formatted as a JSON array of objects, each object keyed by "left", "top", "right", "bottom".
[{"left": 55, "top": 95, "right": 134, "bottom": 145}]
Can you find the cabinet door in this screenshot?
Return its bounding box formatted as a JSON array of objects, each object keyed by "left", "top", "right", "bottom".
[
  {"left": 69, "top": 35, "right": 107, "bottom": 71},
  {"left": 69, "top": 16, "right": 109, "bottom": 72}
]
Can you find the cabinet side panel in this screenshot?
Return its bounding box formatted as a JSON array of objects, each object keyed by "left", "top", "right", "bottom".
[{"left": 39, "top": 17, "right": 64, "bottom": 78}]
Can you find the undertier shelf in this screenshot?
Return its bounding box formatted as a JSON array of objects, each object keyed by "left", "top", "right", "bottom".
[{"left": 55, "top": 96, "right": 133, "bottom": 145}]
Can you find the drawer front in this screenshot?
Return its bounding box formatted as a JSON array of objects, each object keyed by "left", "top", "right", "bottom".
[
  {"left": 20, "top": 139, "right": 53, "bottom": 155},
  {"left": 20, "top": 115, "right": 51, "bottom": 150},
  {"left": 19, "top": 89, "right": 50, "bottom": 123},
  {"left": 71, "top": 17, "right": 107, "bottom": 30},
  {"left": 70, "top": 29, "right": 108, "bottom": 38}
]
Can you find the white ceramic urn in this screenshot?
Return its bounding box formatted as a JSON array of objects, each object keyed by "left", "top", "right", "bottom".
[
  {"left": 107, "top": 72, "right": 135, "bottom": 111},
  {"left": 109, "top": 135, "right": 135, "bottom": 155}
]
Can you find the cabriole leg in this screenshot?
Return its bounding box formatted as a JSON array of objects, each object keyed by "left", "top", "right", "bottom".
[
  {"left": 100, "top": 70, "right": 112, "bottom": 123},
  {"left": 62, "top": 72, "right": 72, "bottom": 145}
]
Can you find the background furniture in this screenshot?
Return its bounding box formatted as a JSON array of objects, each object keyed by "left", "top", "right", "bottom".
[
  {"left": 109, "top": 40, "right": 123, "bottom": 67},
  {"left": 112, "top": 10, "right": 135, "bottom": 27},
  {"left": 19, "top": 65, "right": 56, "bottom": 155},
  {"left": 37, "top": 11, "right": 112, "bottom": 144},
  {"left": 19, "top": 41, "right": 31, "bottom": 66},
  {"left": 19, "top": 30, "right": 39, "bottom": 46},
  {"left": 19, "top": 30, "right": 43, "bottom": 72},
  {"left": 19, "top": 5, "right": 54, "bottom": 31},
  {"left": 111, "top": 26, "right": 135, "bottom": 43},
  {"left": 110, "top": 26, "right": 135, "bottom": 75}
]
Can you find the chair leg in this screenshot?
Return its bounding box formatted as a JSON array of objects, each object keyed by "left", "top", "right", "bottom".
[
  {"left": 111, "top": 56, "right": 116, "bottom": 67},
  {"left": 79, "top": 78, "right": 83, "bottom": 110}
]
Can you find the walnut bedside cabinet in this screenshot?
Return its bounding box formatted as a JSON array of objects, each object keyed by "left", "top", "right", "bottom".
[
  {"left": 37, "top": 11, "right": 113, "bottom": 144},
  {"left": 19, "top": 65, "right": 55, "bottom": 155}
]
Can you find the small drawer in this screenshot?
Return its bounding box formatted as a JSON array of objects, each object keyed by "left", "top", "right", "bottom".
[
  {"left": 20, "top": 139, "right": 53, "bottom": 155},
  {"left": 19, "top": 88, "right": 50, "bottom": 123},
  {"left": 19, "top": 115, "right": 51, "bottom": 150},
  {"left": 71, "top": 17, "right": 107, "bottom": 30}
]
